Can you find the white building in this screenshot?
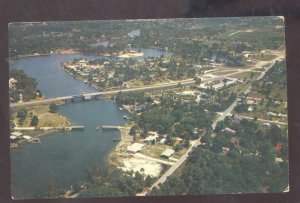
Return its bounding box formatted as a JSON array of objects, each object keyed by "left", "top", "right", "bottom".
[
  {"left": 9, "top": 78, "right": 17, "bottom": 89},
  {"left": 78, "top": 59, "right": 88, "bottom": 67},
  {"left": 127, "top": 143, "right": 145, "bottom": 154},
  {"left": 144, "top": 135, "right": 159, "bottom": 144},
  {"left": 160, "top": 149, "right": 175, "bottom": 159}
]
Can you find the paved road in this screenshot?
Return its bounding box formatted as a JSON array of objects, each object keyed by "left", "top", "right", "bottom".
[{"left": 10, "top": 79, "right": 194, "bottom": 109}]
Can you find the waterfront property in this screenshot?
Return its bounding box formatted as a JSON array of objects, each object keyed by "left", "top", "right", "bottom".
[{"left": 127, "top": 143, "right": 145, "bottom": 154}]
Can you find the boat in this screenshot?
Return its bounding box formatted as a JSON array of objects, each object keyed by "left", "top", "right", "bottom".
[
  {"left": 123, "top": 115, "right": 131, "bottom": 120},
  {"left": 113, "top": 138, "right": 121, "bottom": 142},
  {"left": 29, "top": 138, "right": 41, "bottom": 144}
]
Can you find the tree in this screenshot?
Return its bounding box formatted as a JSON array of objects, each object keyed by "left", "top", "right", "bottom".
[
  {"left": 49, "top": 103, "right": 58, "bottom": 113},
  {"left": 195, "top": 77, "right": 202, "bottom": 86},
  {"left": 17, "top": 108, "right": 28, "bottom": 125},
  {"left": 30, "top": 115, "right": 39, "bottom": 126},
  {"left": 145, "top": 175, "right": 152, "bottom": 187},
  {"left": 129, "top": 125, "right": 138, "bottom": 136}
]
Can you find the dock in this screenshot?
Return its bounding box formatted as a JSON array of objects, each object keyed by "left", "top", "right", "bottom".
[
  {"left": 14, "top": 126, "right": 85, "bottom": 131},
  {"left": 101, "top": 125, "right": 123, "bottom": 130}
]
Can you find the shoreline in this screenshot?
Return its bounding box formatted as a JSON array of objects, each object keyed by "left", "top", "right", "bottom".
[{"left": 10, "top": 49, "right": 80, "bottom": 60}]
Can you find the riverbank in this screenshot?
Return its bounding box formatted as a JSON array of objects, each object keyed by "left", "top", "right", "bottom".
[
  {"left": 10, "top": 49, "right": 79, "bottom": 59},
  {"left": 117, "top": 51, "right": 144, "bottom": 58}
]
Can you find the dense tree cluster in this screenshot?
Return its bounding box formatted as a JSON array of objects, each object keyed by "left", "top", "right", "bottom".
[
  {"left": 252, "top": 60, "right": 286, "bottom": 99},
  {"left": 151, "top": 118, "right": 288, "bottom": 195},
  {"left": 9, "top": 68, "right": 41, "bottom": 102},
  {"left": 80, "top": 169, "right": 151, "bottom": 197}
]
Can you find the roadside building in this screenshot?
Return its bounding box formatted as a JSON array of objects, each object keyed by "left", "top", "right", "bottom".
[
  {"left": 127, "top": 143, "right": 144, "bottom": 154},
  {"left": 160, "top": 149, "right": 175, "bottom": 159}
]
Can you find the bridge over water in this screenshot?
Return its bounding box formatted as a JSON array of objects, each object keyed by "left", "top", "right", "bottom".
[{"left": 10, "top": 79, "right": 195, "bottom": 109}]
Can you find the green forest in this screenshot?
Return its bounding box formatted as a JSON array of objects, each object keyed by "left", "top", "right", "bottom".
[{"left": 150, "top": 118, "right": 288, "bottom": 195}]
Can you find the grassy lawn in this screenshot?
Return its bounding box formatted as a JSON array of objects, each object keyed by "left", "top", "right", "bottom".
[
  {"left": 213, "top": 70, "right": 237, "bottom": 76},
  {"left": 250, "top": 87, "right": 287, "bottom": 102},
  {"left": 233, "top": 100, "right": 287, "bottom": 122},
  {"left": 227, "top": 83, "right": 249, "bottom": 95},
  {"left": 140, "top": 143, "right": 170, "bottom": 159},
  {"left": 13, "top": 105, "right": 71, "bottom": 127},
  {"left": 230, "top": 72, "right": 260, "bottom": 81},
  {"left": 249, "top": 54, "right": 277, "bottom": 61}
]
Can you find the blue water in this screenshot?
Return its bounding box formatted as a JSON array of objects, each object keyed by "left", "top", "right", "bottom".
[
  {"left": 9, "top": 47, "right": 171, "bottom": 198},
  {"left": 11, "top": 99, "right": 129, "bottom": 198}
]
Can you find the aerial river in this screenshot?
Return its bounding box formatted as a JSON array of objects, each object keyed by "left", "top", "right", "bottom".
[{"left": 10, "top": 48, "right": 171, "bottom": 199}]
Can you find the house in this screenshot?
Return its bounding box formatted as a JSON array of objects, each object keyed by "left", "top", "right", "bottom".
[
  {"left": 246, "top": 100, "right": 255, "bottom": 105},
  {"left": 159, "top": 138, "right": 166, "bottom": 145},
  {"left": 144, "top": 134, "right": 159, "bottom": 144},
  {"left": 278, "top": 113, "right": 287, "bottom": 119},
  {"left": 223, "top": 127, "right": 236, "bottom": 134},
  {"left": 160, "top": 149, "right": 175, "bottom": 159},
  {"left": 267, "top": 112, "right": 277, "bottom": 117},
  {"left": 127, "top": 143, "right": 145, "bottom": 154},
  {"left": 10, "top": 135, "right": 20, "bottom": 142},
  {"left": 275, "top": 142, "right": 283, "bottom": 152},
  {"left": 78, "top": 59, "right": 88, "bottom": 67},
  {"left": 134, "top": 104, "right": 147, "bottom": 111},
  {"left": 233, "top": 115, "right": 242, "bottom": 121},
  {"left": 152, "top": 100, "right": 161, "bottom": 105},
  {"left": 264, "top": 122, "right": 270, "bottom": 127},
  {"left": 22, "top": 135, "right": 33, "bottom": 142},
  {"left": 193, "top": 128, "right": 198, "bottom": 135},
  {"left": 248, "top": 107, "right": 254, "bottom": 112},
  {"left": 11, "top": 132, "right": 23, "bottom": 138},
  {"left": 9, "top": 78, "right": 17, "bottom": 89}
]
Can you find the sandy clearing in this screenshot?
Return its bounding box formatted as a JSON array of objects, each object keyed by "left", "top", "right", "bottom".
[{"left": 120, "top": 156, "right": 163, "bottom": 178}]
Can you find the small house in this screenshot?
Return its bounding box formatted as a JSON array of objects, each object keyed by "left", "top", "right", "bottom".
[
  {"left": 159, "top": 138, "right": 166, "bottom": 145},
  {"left": 223, "top": 127, "right": 236, "bottom": 134},
  {"left": 78, "top": 59, "right": 88, "bottom": 67},
  {"left": 127, "top": 143, "right": 144, "bottom": 154},
  {"left": 22, "top": 135, "right": 33, "bottom": 142},
  {"left": 134, "top": 104, "right": 147, "bottom": 111},
  {"left": 160, "top": 149, "right": 175, "bottom": 159},
  {"left": 144, "top": 135, "right": 159, "bottom": 144},
  {"left": 11, "top": 132, "right": 23, "bottom": 138}
]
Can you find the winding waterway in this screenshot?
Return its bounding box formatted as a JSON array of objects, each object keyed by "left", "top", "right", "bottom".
[{"left": 10, "top": 47, "right": 172, "bottom": 199}]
